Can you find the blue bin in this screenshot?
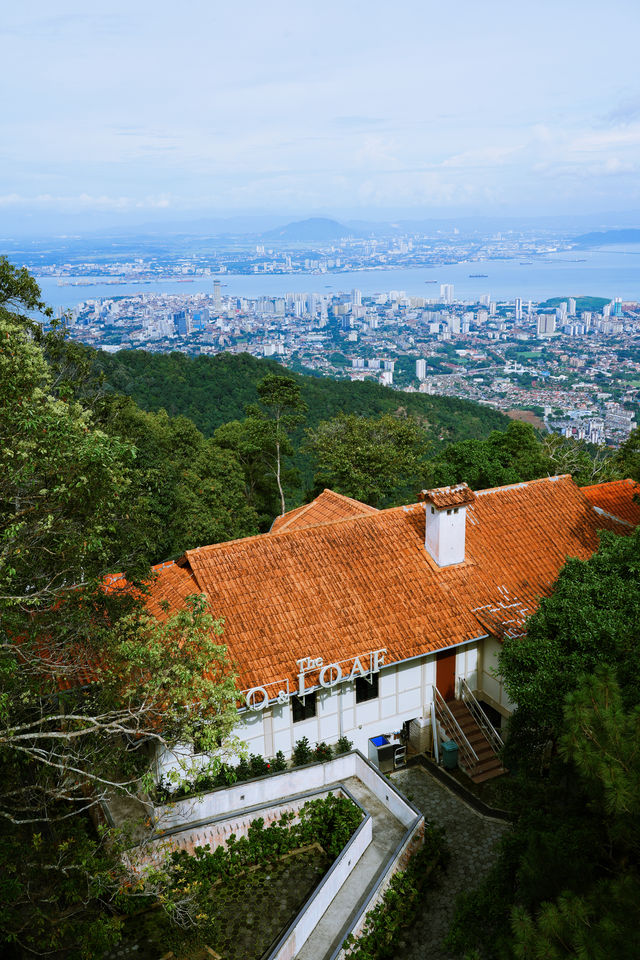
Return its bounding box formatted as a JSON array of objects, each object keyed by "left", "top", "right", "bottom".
[{"left": 442, "top": 739, "right": 458, "bottom": 770}]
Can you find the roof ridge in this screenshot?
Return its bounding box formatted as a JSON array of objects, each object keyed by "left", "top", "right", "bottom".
[
  {"left": 185, "top": 505, "right": 389, "bottom": 561},
  {"left": 581, "top": 477, "right": 637, "bottom": 491},
  {"left": 473, "top": 474, "right": 573, "bottom": 498},
  {"left": 271, "top": 492, "right": 335, "bottom": 534},
  {"left": 181, "top": 474, "right": 616, "bottom": 562},
  {"left": 320, "top": 488, "right": 378, "bottom": 511}
]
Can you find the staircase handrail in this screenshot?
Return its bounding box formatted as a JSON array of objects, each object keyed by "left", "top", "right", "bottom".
[
  {"left": 432, "top": 685, "right": 479, "bottom": 770},
  {"left": 457, "top": 677, "right": 504, "bottom": 754}
]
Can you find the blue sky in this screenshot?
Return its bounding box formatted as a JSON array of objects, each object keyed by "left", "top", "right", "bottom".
[{"left": 2, "top": 0, "right": 640, "bottom": 229}]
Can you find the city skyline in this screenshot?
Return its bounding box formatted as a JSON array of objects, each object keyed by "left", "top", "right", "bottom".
[{"left": 3, "top": 1, "right": 640, "bottom": 232}]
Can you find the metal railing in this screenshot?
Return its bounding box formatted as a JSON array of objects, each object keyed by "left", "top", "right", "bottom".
[
  {"left": 432, "top": 685, "right": 479, "bottom": 771},
  {"left": 457, "top": 677, "right": 504, "bottom": 755}
]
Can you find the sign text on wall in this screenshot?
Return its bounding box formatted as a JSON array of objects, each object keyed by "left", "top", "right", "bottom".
[{"left": 244, "top": 648, "right": 387, "bottom": 712}]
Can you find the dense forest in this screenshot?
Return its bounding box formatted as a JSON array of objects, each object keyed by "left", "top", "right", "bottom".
[{"left": 92, "top": 348, "right": 508, "bottom": 442}]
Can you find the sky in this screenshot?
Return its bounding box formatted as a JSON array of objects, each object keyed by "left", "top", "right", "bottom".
[{"left": 2, "top": 0, "right": 640, "bottom": 231}]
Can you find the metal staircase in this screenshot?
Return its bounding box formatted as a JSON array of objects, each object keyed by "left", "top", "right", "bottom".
[{"left": 433, "top": 680, "right": 506, "bottom": 784}]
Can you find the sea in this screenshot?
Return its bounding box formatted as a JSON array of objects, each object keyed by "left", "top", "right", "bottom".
[{"left": 35, "top": 244, "right": 640, "bottom": 311}]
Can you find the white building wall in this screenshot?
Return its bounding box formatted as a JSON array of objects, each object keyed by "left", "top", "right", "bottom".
[
  {"left": 478, "top": 635, "right": 516, "bottom": 715},
  {"left": 155, "top": 642, "right": 483, "bottom": 782}
]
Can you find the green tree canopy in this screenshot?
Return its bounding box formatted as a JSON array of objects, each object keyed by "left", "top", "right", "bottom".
[
  {"left": 306, "top": 412, "right": 429, "bottom": 507},
  {"left": 447, "top": 525, "right": 640, "bottom": 960},
  {"left": 499, "top": 526, "right": 640, "bottom": 754},
  {"left": 99, "top": 397, "right": 258, "bottom": 560},
  {"left": 428, "top": 421, "right": 551, "bottom": 490}
]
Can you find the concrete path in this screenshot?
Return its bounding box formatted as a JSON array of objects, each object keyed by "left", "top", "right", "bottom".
[
  {"left": 296, "top": 776, "right": 406, "bottom": 960},
  {"left": 389, "top": 766, "right": 510, "bottom": 960}
]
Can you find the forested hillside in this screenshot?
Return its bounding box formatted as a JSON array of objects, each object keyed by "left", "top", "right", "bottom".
[{"left": 92, "top": 349, "right": 509, "bottom": 444}]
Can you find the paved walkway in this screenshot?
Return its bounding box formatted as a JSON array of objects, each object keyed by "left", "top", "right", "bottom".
[
  {"left": 296, "top": 776, "right": 406, "bottom": 960},
  {"left": 389, "top": 766, "right": 509, "bottom": 960}
]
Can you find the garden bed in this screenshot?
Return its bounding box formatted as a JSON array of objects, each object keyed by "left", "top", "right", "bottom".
[
  {"left": 108, "top": 793, "right": 363, "bottom": 960},
  {"left": 108, "top": 845, "right": 331, "bottom": 960}
]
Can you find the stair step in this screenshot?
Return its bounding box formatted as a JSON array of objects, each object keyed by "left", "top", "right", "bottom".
[{"left": 472, "top": 764, "right": 506, "bottom": 784}]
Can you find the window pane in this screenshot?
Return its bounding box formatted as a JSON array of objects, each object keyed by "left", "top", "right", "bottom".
[
  {"left": 355, "top": 674, "right": 379, "bottom": 703},
  {"left": 292, "top": 691, "right": 317, "bottom": 722}
]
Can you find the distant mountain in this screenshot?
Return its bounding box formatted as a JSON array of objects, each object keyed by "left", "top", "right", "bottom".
[
  {"left": 261, "top": 217, "right": 364, "bottom": 243},
  {"left": 574, "top": 228, "right": 640, "bottom": 247}
]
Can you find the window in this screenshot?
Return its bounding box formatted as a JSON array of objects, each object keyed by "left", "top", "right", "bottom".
[
  {"left": 355, "top": 673, "right": 379, "bottom": 703},
  {"left": 292, "top": 691, "right": 317, "bottom": 723}
]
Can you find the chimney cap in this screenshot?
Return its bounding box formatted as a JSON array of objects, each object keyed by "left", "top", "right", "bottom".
[{"left": 419, "top": 483, "right": 476, "bottom": 509}]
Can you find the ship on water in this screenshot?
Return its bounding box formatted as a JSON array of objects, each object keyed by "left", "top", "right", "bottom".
[{"left": 468, "top": 273, "right": 488, "bottom": 278}]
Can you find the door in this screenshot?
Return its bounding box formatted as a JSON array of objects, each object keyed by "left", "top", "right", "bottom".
[{"left": 436, "top": 649, "right": 457, "bottom": 702}]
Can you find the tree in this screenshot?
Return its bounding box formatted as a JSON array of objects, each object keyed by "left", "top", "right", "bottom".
[
  {"left": 542, "top": 433, "right": 620, "bottom": 486},
  {"left": 615, "top": 426, "right": 640, "bottom": 481},
  {"left": 447, "top": 527, "right": 640, "bottom": 960},
  {"left": 508, "top": 669, "right": 640, "bottom": 960},
  {"left": 306, "top": 412, "right": 428, "bottom": 507},
  {"left": 99, "top": 397, "right": 259, "bottom": 559},
  {"left": 0, "top": 260, "right": 242, "bottom": 955},
  {"left": 244, "top": 373, "right": 307, "bottom": 516},
  {"left": 213, "top": 418, "right": 280, "bottom": 528},
  {"left": 428, "top": 421, "right": 551, "bottom": 490},
  {"left": 499, "top": 526, "right": 640, "bottom": 756}
]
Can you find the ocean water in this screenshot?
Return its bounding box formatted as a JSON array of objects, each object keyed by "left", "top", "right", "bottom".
[{"left": 36, "top": 244, "right": 640, "bottom": 310}]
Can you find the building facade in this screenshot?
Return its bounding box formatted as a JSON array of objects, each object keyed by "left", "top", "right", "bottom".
[{"left": 148, "top": 478, "right": 640, "bottom": 783}]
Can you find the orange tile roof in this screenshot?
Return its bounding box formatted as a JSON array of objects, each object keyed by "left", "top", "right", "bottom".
[
  {"left": 582, "top": 478, "right": 640, "bottom": 527},
  {"left": 147, "top": 475, "right": 637, "bottom": 693},
  {"left": 270, "top": 489, "right": 378, "bottom": 533},
  {"left": 420, "top": 483, "right": 476, "bottom": 509}
]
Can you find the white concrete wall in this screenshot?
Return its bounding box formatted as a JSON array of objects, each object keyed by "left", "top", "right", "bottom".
[
  {"left": 456, "top": 643, "right": 479, "bottom": 694},
  {"left": 478, "top": 635, "right": 516, "bottom": 715},
  {"left": 153, "top": 752, "right": 418, "bottom": 833}
]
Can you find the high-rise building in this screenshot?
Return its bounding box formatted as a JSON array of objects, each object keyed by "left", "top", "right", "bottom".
[
  {"left": 213, "top": 280, "right": 222, "bottom": 307},
  {"left": 174, "top": 311, "right": 190, "bottom": 336},
  {"left": 537, "top": 314, "right": 556, "bottom": 337},
  {"left": 440, "top": 283, "right": 454, "bottom": 304},
  {"left": 514, "top": 298, "right": 522, "bottom": 321},
  {"left": 351, "top": 288, "right": 362, "bottom": 306},
  {"left": 568, "top": 298, "right": 576, "bottom": 316},
  {"left": 416, "top": 359, "right": 427, "bottom": 380}
]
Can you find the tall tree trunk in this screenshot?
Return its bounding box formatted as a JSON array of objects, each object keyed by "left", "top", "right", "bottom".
[{"left": 276, "top": 439, "right": 285, "bottom": 515}]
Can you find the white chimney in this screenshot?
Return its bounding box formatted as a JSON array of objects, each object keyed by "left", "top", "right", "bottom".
[{"left": 419, "top": 483, "right": 476, "bottom": 567}]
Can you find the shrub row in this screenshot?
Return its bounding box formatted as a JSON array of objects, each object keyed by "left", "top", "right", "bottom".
[{"left": 155, "top": 735, "right": 353, "bottom": 803}]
